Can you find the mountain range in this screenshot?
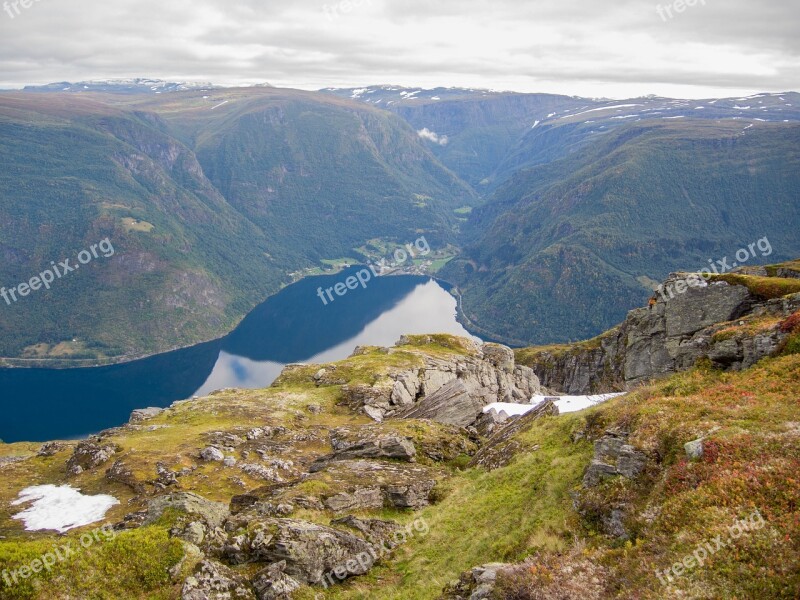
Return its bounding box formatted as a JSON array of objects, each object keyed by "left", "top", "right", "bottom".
[{"left": 1, "top": 82, "right": 799, "bottom": 360}]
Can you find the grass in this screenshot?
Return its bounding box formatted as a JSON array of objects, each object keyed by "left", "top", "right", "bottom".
[
  {"left": 2, "top": 341, "right": 799, "bottom": 599},
  {"left": 707, "top": 273, "right": 800, "bottom": 300}
]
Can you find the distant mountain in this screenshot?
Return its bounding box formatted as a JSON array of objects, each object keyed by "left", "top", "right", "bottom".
[
  {"left": 0, "top": 88, "right": 474, "bottom": 362},
  {"left": 21, "top": 78, "right": 221, "bottom": 94},
  {"left": 323, "top": 87, "right": 800, "bottom": 193},
  {"left": 441, "top": 119, "right": 800, "bottom": 344}
]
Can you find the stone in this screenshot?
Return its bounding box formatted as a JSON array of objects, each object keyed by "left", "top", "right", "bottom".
[
  {"left": 252, "top": 561, "right": 301, "bottom": 600},
  {"left": 66, "top": 438, "right": 118, "bottom": 476},
  {"left": 145, "top": 492, "right": 229, "bottom": 531},
  {"left": 200, "top": 447, "right": 225, "bottom": 462},
  {"left": 583, "top": 433, "right": 647, "bottom": 487},
  {"left": 222, "top": 518, "right": 377, "bottom": 585},
  {"left": 181, "top": 560, "right": 255, "bottom": 600},
  {"left": 323, "top": 487, "right": 383, "bottom": 512},
  {"left": 398, "top": 379, "right": 485, "bottom": 427},
  {"left": 129, "top": 407, "right": 164, "bottom": 424},
  {"left": 37, "top": 442, "right": 66, "bottom": 457},
  {"left": 684, "top": 438, "right": 704, "bottom": 460},
  {"left": 310, "top": 435, "right": 416, "bottom": 472}
]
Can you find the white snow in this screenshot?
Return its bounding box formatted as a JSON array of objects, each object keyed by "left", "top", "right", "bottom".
[
  {"left": 559, "top": 104, "right": 642, "bottom": 119},
  {"left": 210, "top": 100, "right": 229, "bottom": 110},
  {"left": 483, "top": 393, "right": 626, "bottom": 418},
  {"left": 12, "top": 485, "right": 119, "bottom": 533},
  {"left": 532, "top": 120, "right": 540, "bottom": 128}
]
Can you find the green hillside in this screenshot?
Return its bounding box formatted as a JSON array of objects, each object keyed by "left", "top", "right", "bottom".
[
  {"left": 0, "top": 89, "right": 475, "bottom": 362},
  {"left": 442, "top": 120, "right": 800, "bottom": 344}
]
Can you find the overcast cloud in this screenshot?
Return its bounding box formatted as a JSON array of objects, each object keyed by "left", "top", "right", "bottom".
[{"left": 0, "top": 0, "right": 797, "bottom": 98}]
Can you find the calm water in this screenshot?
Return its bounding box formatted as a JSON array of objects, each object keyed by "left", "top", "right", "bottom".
[{"left": 0, "top": 270, "right": 477, "bottom": 443}]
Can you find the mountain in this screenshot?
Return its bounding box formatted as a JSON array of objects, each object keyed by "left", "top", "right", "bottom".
[
  {"left": 21, "top": 79, "right": 220, "bottom": 94},
  {"left": 440, "top": 118, "right": 800, "bottom": 345},
  {"left": 323, "top": 87, "right": 800, "bottom": 193},
  {"left": 0, "top": 88, "right": 475, "bottom": 362},
  {"left": 0, "top": 268, "right": 798, "bottom": 598}
]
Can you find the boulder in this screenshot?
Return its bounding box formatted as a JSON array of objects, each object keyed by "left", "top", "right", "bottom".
[
  {"left": 397, "top": 379, "right": 484, "bottom": 427},
  {"left": 310, "top": 434, "right": 416, "bottom": 471},
  {"left": 146, "top": 492, "right": 230, "bottom": 531},
  {"left": 200, "top": 447, "right": 225, "bottom": 462},
  {"left": 66, "top": 438, "right": 118, "bottom": 475},
  {"left": 222, "top": 518, "right": 376, "bottom": 585},
  {"left": 181, "top": 560, "right": 255, "bottom": 600},
  {"left": 252, "top": 561, "right": 301, "bottom": 600},
  {"left": 583, "top": 433, "right": 647, "bottom": 487},
  {"left": 129, "top": 407, "right": 164, "bottom": 424}
]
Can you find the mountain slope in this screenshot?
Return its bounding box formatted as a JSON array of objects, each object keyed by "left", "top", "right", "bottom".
[
  {"left": 441, "top": 120, "right": 800, "bottom": 345},
  {"left": 0, "top": 89, "right": 476, "bottom": 362}
]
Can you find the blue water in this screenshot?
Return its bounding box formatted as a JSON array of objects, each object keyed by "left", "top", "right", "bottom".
[{"left": 0, "top": 270, "right": 476, "bottom": 443}]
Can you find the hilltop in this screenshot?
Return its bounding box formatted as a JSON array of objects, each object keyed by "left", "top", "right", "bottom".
[{"left": 1, "top": 264, "right": 798, "bottom": 599}]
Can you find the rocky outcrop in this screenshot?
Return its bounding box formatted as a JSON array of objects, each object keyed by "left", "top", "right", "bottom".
[
  {"left": 519, "top": 273, "right": 800, "bottom": 393},
  {"left": 470, "top": 399, "right": 558, "bottom": 470},
  {"left": 440, "top": 563, "right": 509, "bottom": 600},
  {"left": 583, "top": 432, "right": 647, "bottom": 487},
  {"left": 66, "top": 437, "right": 119, "bottom": 475},
  {"left": 342, "top": 338, "right": 544, "bottom": 425},
  {"left": 181, "top": 559, "right": 255, "bottom": 600},
  {"left": 218, "top": 516, "right": 375, "bottom": 585},
  {"left": 310, "top": 434, "right": 416, "bottom": 471}
]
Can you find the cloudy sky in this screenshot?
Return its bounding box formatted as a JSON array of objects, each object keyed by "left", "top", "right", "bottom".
[{"left": 1, "top": 0, "right": 797, "bottom": 98}]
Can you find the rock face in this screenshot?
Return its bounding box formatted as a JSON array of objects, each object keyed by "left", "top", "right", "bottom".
[
  {"left": 219, "top": 517, "right": 375, "bottom": 585},
  {"left": 343, "top": 338, "right": 544, "bottom": 425},
  {"left": 310, "top": 434, "right": 416, "bottom": 471},
  {"left": 583, "top": 433, "right": 647, "bottom": 487},
  {"left": 521, "top": 274, "right": 800, "bottom": 393}
]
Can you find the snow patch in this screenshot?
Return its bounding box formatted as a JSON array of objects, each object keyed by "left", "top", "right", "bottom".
[
  {"left": 483, "top": 393, "right": 626, "bottom": 418},
  {"left": 12, "top": 485, "right": 119, "bottom": 533}
]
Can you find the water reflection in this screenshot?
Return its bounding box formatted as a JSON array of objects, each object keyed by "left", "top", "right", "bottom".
[{"left": 0, "top": 270, "right": 476, "bottom": 443}]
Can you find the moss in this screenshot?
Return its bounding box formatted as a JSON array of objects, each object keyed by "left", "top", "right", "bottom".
[
  {"left": 707, "top": 273, "right": 800, "bottom": 299},
  {"left": 0, "top": 525, "right": 184, "bottom": 600}
]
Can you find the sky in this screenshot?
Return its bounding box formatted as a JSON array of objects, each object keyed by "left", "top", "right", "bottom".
[{"left": 0, "top": 0, "right": 798, "bottom": 99}]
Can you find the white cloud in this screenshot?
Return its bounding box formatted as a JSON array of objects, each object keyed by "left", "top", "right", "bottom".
[
  {"left": 0, "top": 0, "right": 797, "bottom": 97},
  {"left": 417, "top": 128, "right": 449, "bottom": 145}
]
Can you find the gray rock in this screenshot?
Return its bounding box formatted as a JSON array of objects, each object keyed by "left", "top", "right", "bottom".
[
  {"left": 223, "top": 518, "right": 376, "bottom": 585},
  {"left": 522, "top": 275, "right": 800, "bottom": 393},
  {"left": 37, "top": 442, "right": 66, "bottom": 457},
  {"left": 181, "top": 560, "right": 255, "bottom": 600},
  {"left": 311, "top": 435, "right": 416, "bottom": 471},
  {"left": 583, "top": 434, "right": 647, "bottom": 487},
  {"left": 323, "top": 488, "right": 384, "bottom": 512},
  {"left": 129, "top": 407, "right": 164, "bottom": 424},
  {"left": 397, "top": 379, "right": 485, "bottom": 427},
  {"left": 200, "top": 447, "right": 225, "bottom": 462},
  {"left": 684, "top": 438, "right": 704, "bottom": 460},
  {"left": 145, "top": 492, "right": 229, "bottom": 530},
  {"left": 252, "top": 561, "right": 301, "bottom": 600},
  {"left": 66, "top": 439, "right": 118, "bottom": 476}
]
